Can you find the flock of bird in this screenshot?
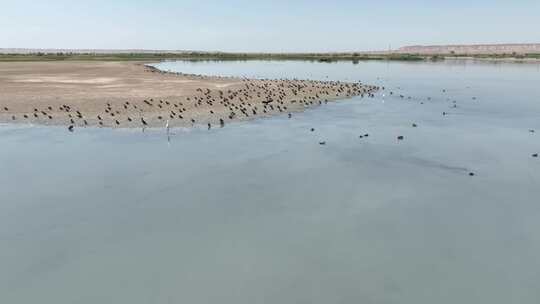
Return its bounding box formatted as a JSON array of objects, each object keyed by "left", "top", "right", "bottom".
[
  {"left": 1, "top": 78, "right": 378, "bottom": 132},
  {"left": 308, "top": 86, "right": 538, "bottom": 177},
  {"left": 1, "top": 73, "right": 537, "bottom": 176}
]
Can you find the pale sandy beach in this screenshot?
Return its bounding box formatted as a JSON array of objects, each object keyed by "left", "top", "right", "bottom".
[{"left": 0, "top": 61, "right": 378, "bottom": 129}]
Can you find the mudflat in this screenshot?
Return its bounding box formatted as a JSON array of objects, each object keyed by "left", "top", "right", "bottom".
[{"left": 0, "top": 61, "right": 377, "bottom": 128}]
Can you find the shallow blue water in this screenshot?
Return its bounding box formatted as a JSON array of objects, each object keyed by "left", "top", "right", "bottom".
[{"left": 1, "top": 60, "right": 540, "bottom": 303}]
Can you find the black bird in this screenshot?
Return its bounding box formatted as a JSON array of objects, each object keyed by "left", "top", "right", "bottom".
[
  {"left": 141, "top": 118, "right": 148, "bottom": 126},
  {"left": 412, "top": 123, "right": 417, "bottom": 127},
  {"left": 469, "top": 172, "right": 475, "bottom": 176},
  {"left": 68, "top": 125, "right": 74, "bottom": 132},
  {"left": 310, "top": 128, "right": 315, "bottom": 132},
  {"left": 397, "top": 136, "right": 404, "bottom": 141},
  {"left": 207, "top": 123, "right": 211, "bottom": 130},
  {"left": 319, "top": 141, "right": 326, "bottom": 145},
  {"left": 533, "top": 153, "right": 538, "bottom": 158}
]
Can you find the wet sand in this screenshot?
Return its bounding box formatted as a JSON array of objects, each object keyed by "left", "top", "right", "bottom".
[{"left": 0, "top": 61, "right": 378, "bottom": 129}]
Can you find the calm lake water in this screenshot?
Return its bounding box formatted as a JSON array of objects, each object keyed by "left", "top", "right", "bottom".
[{"left": 1, "top": 60, "right": 540, "bottom": 303}]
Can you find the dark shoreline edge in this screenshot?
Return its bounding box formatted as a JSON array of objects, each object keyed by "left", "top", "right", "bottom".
[{"left": 2, "top": 52, "right": 539, "bottom": 63}]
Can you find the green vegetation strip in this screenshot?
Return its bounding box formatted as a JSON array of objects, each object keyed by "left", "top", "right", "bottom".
[
  {"left": 0, "top": 52, "right": 426, "bottom": 62},
  {"left": 1, "top": 52, "right": 538, "bottom": 62}
]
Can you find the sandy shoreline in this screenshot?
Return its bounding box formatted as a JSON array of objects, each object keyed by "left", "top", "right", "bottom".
[{"left": 0, "top": 61, "right": 378, "bottom": 129}]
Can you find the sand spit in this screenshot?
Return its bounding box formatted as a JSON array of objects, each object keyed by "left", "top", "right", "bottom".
[{"left": 0, "top": 61, "right": 379, "bottom": 129}]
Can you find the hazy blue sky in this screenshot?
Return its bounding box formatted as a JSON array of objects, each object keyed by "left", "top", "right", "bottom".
[{"left": 1, "top": 0, "right": 539, "bottom": 52}]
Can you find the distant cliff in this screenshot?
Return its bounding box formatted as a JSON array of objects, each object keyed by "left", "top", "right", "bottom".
[{"left": 396, "top": 43, "right": 540, "bottom": 55}]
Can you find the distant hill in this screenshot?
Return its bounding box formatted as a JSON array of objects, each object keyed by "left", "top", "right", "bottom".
[{"left": 395, "top": 43, "right": 540, "bottom": 55}]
